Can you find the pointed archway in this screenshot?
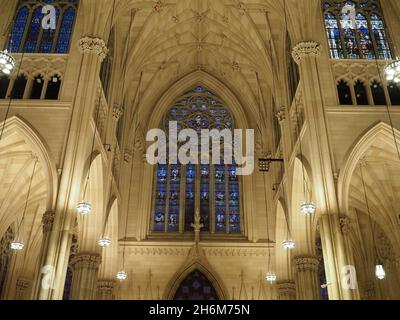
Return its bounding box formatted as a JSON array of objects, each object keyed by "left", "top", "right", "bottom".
[{"left": 173, "top": 269, "right": 220, "bottom": 301}]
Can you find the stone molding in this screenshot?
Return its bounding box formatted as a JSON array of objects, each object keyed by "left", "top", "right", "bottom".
[
  {"left": 276, "top": 107, "right": 286, "bottom": 122},
  {"left": 78, "top": 37, "right": 108, "bottom": 61},
  {"left": 292, "top": 41, "right": 321, "bottom": 64},
  {"left": 42, "top": 210, "right": 55, "bottom": 233},
  {"left": 293, "top": 256, "right": 319, "bottom": 272},
  {"left": 71, "top": 253, "right": 102, "bottom": 270}
]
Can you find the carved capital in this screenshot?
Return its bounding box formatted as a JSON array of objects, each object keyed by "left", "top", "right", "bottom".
[
  {"left": 277, "top": 281, "right": 296, "bottom": 299},
  {"left": 293, "top": 256, "right": 319, "bottom": 272},
  {"left": 97, "top": 280, "right": 116, "bottom": 292},
  {"left": 42, "top": 210, "right": 55, "bottom": 233},
  {"left": 71, "top": 253, "right": 102, "bottom": 270},
  {"left": 112, "top": 105, "right": 124, "bottom": 121},
  {"left": 276, "top": 107, "right": 286, "bottom": 122},
  {"left": 339, "top": 216, "right": 351, "bottom": 234},
  {"left": 78, "top": 37, "right": 108, "bottom": 61},
  {"left": 292, "top": 41, "right": 321, "bottom": 64},
  {"left": 16, "top": 278, "right": 30, "bottom": 290}
]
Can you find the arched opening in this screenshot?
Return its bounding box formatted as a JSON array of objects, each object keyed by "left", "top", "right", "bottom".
[
  {"left": 388, "top": 84, "right": 400, "bottom": 106},
  {"left": 30, "top": 75, "right": 44, "bottom": 99},
  {"left": 173, "top": 270, "right": 220, "bottom": 300},
  {"left": 0, "top": 75, "right": 10, "bottom": 99},
  {"left": 354, "top": 80, "right": 369, "bottom": 105},
  {"left": 151, "top": 86, "right": 242, "bottom": 235},
  {"left": 337, "top": 80, "right": 353, "bottom": 105},
  {"left": 45, "top": 76, "right": 61, "bottom": 100},
  {"left": 11, "top": 75, "right": 27, "bottom": 99},
  {"left": 371, "top": 81, "right": 386, "bottom": 106}
]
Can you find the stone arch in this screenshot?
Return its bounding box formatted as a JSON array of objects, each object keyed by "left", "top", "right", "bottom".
[
  {"left": 77, "top": 153, "right": 106, "bottom": 253},
  {"left": 338, "top": 121, "right": 400, "bottom": 215},
  {"left": 164, "top": 259, "right": 228, "bottom": 300},
  {"left": 290, "top": 156, "right": 317, "bottom": 255},
  {"left": 275, "top": 198, "right": 292, "bottom": 281}
]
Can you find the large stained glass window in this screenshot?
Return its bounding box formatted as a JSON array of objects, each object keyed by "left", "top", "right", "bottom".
[
  {"left": 152, "top": 86, "right": 242, "bottom": 235},
  {"left": 7, "top": 0, "right": 78, "bottom": 54},
  {"left": 323, "top": 0, "right": 392, "bottom": 60}
]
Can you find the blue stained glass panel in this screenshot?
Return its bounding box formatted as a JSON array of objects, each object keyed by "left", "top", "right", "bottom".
[
  {"left": 39, "top": 8, "right": 60, "bottom": 53},
  {"left": 168, "top": 165, "right": 181, "bottom": 232},
  {"left": 9, "top": 7, "right": 29, "bottom": 52},
  {"left": 24, "top": 8, "right": 42, "bottom": 53},
  {"left": 154, "top": 165, "right": 168, "bottom": 232},
  {"left": 55, "top": 8, "right": 76, "bottom": 53},
  {"left": 184, "top": 165, "right": 196, "bottom": 231}
]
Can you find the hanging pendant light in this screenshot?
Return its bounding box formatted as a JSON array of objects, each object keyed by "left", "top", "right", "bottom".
[
  {"left": 98, "top": 236, "right": 111, "bottom": 247},
  {"left": 265, "top": 272, "right": 277, "bottom": 283},
  {"left": 76, "top": 201, "right": 92, "bottom": 215},
  {"left": 10, "top": 239, "right": 24, "bottom": 251},
  {"left": 0, "top": 50, "right": 15, "bottom": 75},
  {"left": 116, "top": 270, "right": 128, "bottom": 281},
  {"left": 300, "top": 202, "right": 316, "bottom": 215},
  {"left": 375, "top": 260, "right": 386, "bottom": 280},
  {"left": 385, "top": 60, "right": 400, "bottom": 83},
  {"left": 282, "top": 239, "right": 295, "bottom": 250}
]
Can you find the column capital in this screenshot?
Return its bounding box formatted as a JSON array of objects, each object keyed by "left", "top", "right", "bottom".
[
  {"left": 112, "top": 104, "right": 124, "bottom": 121},
  {"left": 276, "top": 107, "right": 286, "bottom": 122},
  {"left": 16, "top": 278, "right": 31, "bottom": 290},
  {"left": 277, "top": 281, "right": 296, "bottom": 292},
  {"left": 293, "top": 255, "right": 319, "bottom": 272},
  {"left": 339, "top": 215, "right": 351, "bottom": 234},
  {"left": 292, "top": 41, "right": 321, "bottom": 64},
  {"left": 97, "top": 280, "right": 116, "bottom": 291},
  {"left": 71, "top": 253, "right": 102, "bottom": 270},
  {"left": 78, "top": 37, "right": 108, "bottom": 61},
  {"left": 42, "top": 210, "right": 55, "bottom": 233}
]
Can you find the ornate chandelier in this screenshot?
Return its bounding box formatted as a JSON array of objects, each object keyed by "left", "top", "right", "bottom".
[
  {"left": 282, "top": 239, "right": 295, "bottom": 250},
  {"left": 76, "top": 201, "right": 92, "bottom": 215},
  {"left": 385, "top": 60, "right": 400, "bottom": 83},
  {"left": 0, "top": 50, "right": 15, "bottom": 75},
  {"left": 116, "top": 270, "right": 128, "bottom": 281},
  {"left": 98, "top": 236, "right": 111, "bottom": 247},
  {"left": 300, "top": 202, "right": 316, "bottom": 215},
  {"left": 265, "top": 272, "right": 277, "bottom": 283},
  {"left": 10, "top": 240, "right": 24, "bottom": 251}
]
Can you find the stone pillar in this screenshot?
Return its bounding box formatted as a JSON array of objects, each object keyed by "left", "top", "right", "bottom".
[
  {"left": 70, "top": 254, "right": 102, "bottom": 300},
  {"left": 277, "top": 281, "right": 296, "bottom": 300},
  {"left": 96, "top": 280, "right": 116, "bottom": 300},
  {"left": 292, "top": 41, "right": 354, "bottom": 300},
  {"left": 15, "top": 278, "right": 31, "bottom": 300},
  {"left": 32, "top": 211, "right": 55, "bottom": 299},
  {"left": 293, "top": 256, "right": 320, "bottom": 300},
  {"left": 38, "top": 36, "right": 108, "bottom": 301}
]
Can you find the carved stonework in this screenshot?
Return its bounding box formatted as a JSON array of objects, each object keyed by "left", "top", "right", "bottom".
[
  {"left": 331, "top": 60, "right": 387, "bottom": 86},
  {"left": 292, "top": 41, "right": 321, "bottom": 64},
  {"left": 153, "top": 1, "right": 164, "bottom": 12},
  {"left": 277, "top": 281, "right": 296, "bottom": 299},
  {"left": 15, "top": 278, "right": 31, "bottom": 299},
  {"left": 339, "top": 216, "right": 351, "bottom": 234},
  {"left": 112, "top": 105, "right": 124, "bottom": 121},
  {"left": 276, "top": 107, "right": 286, "bottom": 122},
  {"left": 71, "top": 254, "right": 102, "bottom": 270},
  {"left": 42, "top": 210, "right": 55, "bottom": 233},
  {"left": 97, "top": 280, "right": 115, "bottom": 297},
  {"left": 124, "top": 150, "right": 133, "bottom": 163},
  {"left": 78, "top": 37, "right": 108, "bottom": 61},
  {"left": 293, "top": 256, "right": 319, "bottom": 272}
]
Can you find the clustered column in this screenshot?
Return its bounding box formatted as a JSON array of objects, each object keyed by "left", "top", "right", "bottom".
[
  {"left": 293, "top": 256, "right": 320, "bottom": 300},
  {"left": 70, "top": 254, "right": 102, "bottom": 300}
]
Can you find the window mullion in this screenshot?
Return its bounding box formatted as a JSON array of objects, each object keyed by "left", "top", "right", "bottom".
[
  {"left": 165, "top": 165, "right": 171, "bottom": 233},
  {"left": 52, "top": 7, "right": 64, "bottom": 53},
  {"left": 179, "top": 164, "right": 186, "bottom": 234},
  {"left": 225, "top": 165, "right": 229, "bottom": 234},
  {"left": 20, "top": 9, "right": 34, "bottom": 52},
  {"left": 210, "top": 165, "right": 215, "bottom": 234}
]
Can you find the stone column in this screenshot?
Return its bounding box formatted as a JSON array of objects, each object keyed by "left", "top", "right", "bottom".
[
  {"left": 96, "top": 280, "right": 116, "bottom": 300},
  {"left": 293, "top": 256, "right": 320, "bottom": 300},
  {"left": 70, "top": 254, "right": 102, "bottom": 300},
  {"left": 277, "top": 281, "right": 296, "bottom": 300},
  {"left": 38, "top": 36, "right": 108, "bottom": 301},
  {"left": 292, "top": 41, "right": 355, "bottom": 300},
  {"left": 15, "top": 278, "right": 31, "bottom": 300}
]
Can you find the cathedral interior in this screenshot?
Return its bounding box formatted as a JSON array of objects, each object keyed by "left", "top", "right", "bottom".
[{"left": 0, "top": 0, "right": 400, "bottom": 301}]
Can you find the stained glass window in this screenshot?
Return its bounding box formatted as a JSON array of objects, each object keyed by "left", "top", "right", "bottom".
[
  {"left": 7, "top": 1, "right": 78, "bottom": 54},
  {"left": 152, "top": 86, "right": 241, "bottom": 235},
  {"left": 323, "top": 0, "right": 392, "bottom": 60}
]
